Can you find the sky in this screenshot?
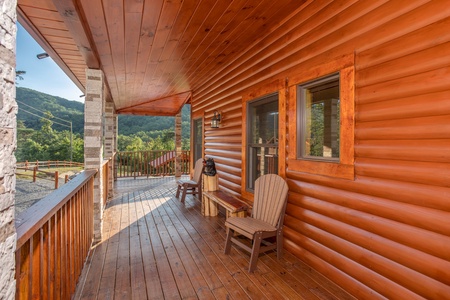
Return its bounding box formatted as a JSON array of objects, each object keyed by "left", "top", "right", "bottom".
[{"left": 16, "top": 23, "right": 84, "bottom": 102}]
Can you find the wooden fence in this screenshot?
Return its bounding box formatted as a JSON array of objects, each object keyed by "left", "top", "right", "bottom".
[
  {"left": 116, "top": 150, "right": 190, "bottom": 178},
  {"left": 15, "top": 170, "right": 97, "bottom": 299},
  {"left": 15, "top": 167, "right": 71, "bottom": 189},
  {"left": 17, "top": 160, "right": 84, "bottom": 170}
]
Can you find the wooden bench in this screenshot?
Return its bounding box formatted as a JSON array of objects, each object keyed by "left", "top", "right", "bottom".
[{"left": 202, "top": 190, "right": 251, "bottom": 219}]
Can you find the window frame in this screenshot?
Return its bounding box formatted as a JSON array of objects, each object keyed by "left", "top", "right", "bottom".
[
  {"left": 192, "top": 117, "right": 203, "bottom": 163},
  {"left": 288, "top": 54, "right": 355, "bottom": 180},
  {"left": 297, "top": 73, "right": 340, "bottom": 162},
  {"left": 241, "top": 79, "right": 285, "bottom": 200},
  {"left": 246, "top": 93, "right": 279, "bottom": 192}
]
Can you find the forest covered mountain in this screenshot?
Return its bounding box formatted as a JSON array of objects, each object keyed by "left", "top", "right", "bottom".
[{"left": 16, "top": 87, "right": 191, "bottom": 139}]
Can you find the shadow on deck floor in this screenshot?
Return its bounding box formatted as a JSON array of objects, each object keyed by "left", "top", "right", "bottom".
[{"left": 74, "top": 177, "right": 355, "bottom": 300}]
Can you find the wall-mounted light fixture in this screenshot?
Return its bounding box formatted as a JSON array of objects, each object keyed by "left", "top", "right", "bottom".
[
  {"left": 36, "top": 53, "right": 49, "bottom": 59},
  {"left": 211, "top": 110, "right": 221, "bottom": 128}
]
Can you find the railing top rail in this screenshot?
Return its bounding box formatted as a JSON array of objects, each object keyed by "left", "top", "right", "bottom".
[{"left": 15, "top": 169, "right": 97, "bottom": 248}]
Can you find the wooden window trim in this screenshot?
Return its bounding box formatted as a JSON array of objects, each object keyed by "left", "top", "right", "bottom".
[
  {"left": 241, "top": 80, "right": 284, "bottom": 200},
  {"left": 288, "top": 54, "right": 355, "bottom": 180}
]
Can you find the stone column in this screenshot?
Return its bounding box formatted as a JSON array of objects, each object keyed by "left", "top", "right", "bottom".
[
  {"left": 0, "top": 1, "right": 17, "bottom": 298},
  {"left": 175, "top": 112, "right": 182, "bottom": 177},
  {"left": 104, "top": 100, "right": 115, "bottom": 198},
  {"left": 84, "top": 69, "right": 105, "bottom": 243}
]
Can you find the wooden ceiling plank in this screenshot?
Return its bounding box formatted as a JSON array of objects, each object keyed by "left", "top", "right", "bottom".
[
  {"left": 137, "top": 0, "right": 183, "bottom": 101},
  {"left": 55, "top": 48, "right": 84, "bottom": 56},
  {"left": 19, "top": 6, "right": 61, "bottom": 20},
  {"left": 158, "top": 0, "right": 252, "bottom": 96},
  {"left": 79, "top": 0, "right": 119, "bottom": 106},
  {"left": 179, "top": 0, "right": 233, "bottom": 61},
  {"left": 38, "top": 27, "right": 73, "bottom": 38},
  {"left": 149, "top": 0, "right": 203, "bottom": 96},
  {"left": 130, "top": 0, "right": 164, "bottom": 102},
  {"left": 184, "top": 0, "right": 305, "bottom": 99},
  {"left": 184, "top": 0, "right": 285, "bottom": 89},
  {"left": 51, "top": 0, "right": 100, "bottom": 69},
  {"left": 158, "top": 0, "right": 200, "bottom": 62},
  {"left": 52, "top": 43, "right": 80, "bottom": 51},
  {"left": 124, "top": 0, "right": 144, "bottom": 101},
  {"left": 189, "top": 0, "right": 295, "bottom": 96},
  {"left": 104, "top": 0, "right": 126, "bottom": 104},
  {"left": 27, "top": 17, "right": 66, "bottom": 30},
  {"left": 18, "top": 0, "right": 56, "bottom": 11},
  {"left": 46, "top": 35, "right": 77, "bottom": 44}
]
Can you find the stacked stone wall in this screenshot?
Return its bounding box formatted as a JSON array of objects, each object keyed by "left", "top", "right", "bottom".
[{"left": 0, "top": 0, "right": 17, "bottom": 298}]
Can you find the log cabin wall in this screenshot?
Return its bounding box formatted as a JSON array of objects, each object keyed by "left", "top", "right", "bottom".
[{"left": 191, "top": 1, "right": 450, "bottom": 299}]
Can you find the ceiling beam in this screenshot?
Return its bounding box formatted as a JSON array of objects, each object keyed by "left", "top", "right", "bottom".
[{"left": 51, "top": 0, "right": 100, "bottom": 69}]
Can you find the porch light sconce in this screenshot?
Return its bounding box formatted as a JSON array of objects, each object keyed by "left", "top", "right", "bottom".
[
  {"left": 36, "top": 53, "right": 49, "bottom": 59},
  {"left": 211, "top": 110, "right": 221, "bottom": 128}
]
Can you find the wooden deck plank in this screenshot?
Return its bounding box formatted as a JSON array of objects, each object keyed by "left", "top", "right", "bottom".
[
  {"left": 157, "top": 191, "right": 225, "bottom": 292},
  {"left": 168, "top": 191, "right": 265, "bottom": 300},
  {"left": 74, "top": 177, "right": 356, "bottom": 300},
  {"left": 150, "top": 190, "right": 198, "bottom": 299},
  {"left": 136, "top": 192, "right": 165, "bottom": 299},
  {"left": 144, "top": 190, "right": 181, "bottom": 299},
  {"left": 96, "top": 195, "right": 123, "bottom": 300},
  {"left": 114, "top": 192, "right": 132, "bottom": 300},
  {"left": 183, "top": 197, "right": 282, "bottom": 300},
  {"left": 152, "top": 189, "right": 215, "bottom": 300},
  {"left": 129, "top": 192, "right": 148, "bottom": 300}
]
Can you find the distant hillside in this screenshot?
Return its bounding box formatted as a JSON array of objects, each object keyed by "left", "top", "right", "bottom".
[
  {"left": 16, "top": 87, "right": 191, "bottom": 138},
  {"left": 17, "top": 87, "right": 84, "bottom": 134}
]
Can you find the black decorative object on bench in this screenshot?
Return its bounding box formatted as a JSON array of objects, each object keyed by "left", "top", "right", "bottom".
[{"left": 203, "top": 158, "right": 216, "bottom": 176}]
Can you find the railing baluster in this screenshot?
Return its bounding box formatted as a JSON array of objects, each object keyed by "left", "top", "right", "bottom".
[{"left": 15, "top": 170, "right": 96, "bottom": 299}]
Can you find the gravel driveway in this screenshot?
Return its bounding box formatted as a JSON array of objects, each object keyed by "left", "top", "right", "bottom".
[{"left": 15, "top": 178, "right": 68, "bottom": 216}]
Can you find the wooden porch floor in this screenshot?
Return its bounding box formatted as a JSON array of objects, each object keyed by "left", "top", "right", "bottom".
[{"left": 74, "top": 177, "right": 355, "bottom": 300}]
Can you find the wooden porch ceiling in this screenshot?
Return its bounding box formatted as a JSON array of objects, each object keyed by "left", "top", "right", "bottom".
[{"left": 17, "top": 0, "right": 305, "bottom": 116}]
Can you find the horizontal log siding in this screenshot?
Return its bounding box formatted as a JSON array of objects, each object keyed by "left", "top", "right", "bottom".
[{"left": 191, "top": 1, "right": 450, "bottom": 299}]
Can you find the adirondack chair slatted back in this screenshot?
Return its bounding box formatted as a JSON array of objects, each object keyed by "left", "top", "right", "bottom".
[
  {"left": 252, "top": 174, "right": 289, "bottom": 227},
  {"left": 193, "top": 158, "right": 204, "bottom": 183}
]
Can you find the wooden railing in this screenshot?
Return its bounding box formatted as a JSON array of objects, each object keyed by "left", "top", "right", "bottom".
[
  {"left": 116, "top": 150, "right": 190, "bottom": 178},
  {"left": 15, "top": 170, "right": 97, "bottom": 299}
]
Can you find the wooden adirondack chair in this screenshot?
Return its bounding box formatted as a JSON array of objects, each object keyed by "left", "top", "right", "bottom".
[
  {"left": 224, "top": 174, "right": 289, "bottom": 272},
  {"left": 176, "top": 158, "right": 204, "bottom": 203}
]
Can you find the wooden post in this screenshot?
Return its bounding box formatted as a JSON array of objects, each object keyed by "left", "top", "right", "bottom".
[
  {"left": 65, "top": 175, "right": 69, "bottom": 183},
  {"left": 55, "top": 171, "right": 59, "bottom": 189},
  {"left": 33, "top": 166, "right": 37, "bottom": 182},
  {"left": 202, "top": 174, "right": 219, "bottom": 216}
]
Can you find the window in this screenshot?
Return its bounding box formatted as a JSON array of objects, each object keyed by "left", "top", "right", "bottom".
[
  {"left": 287, "top": 56, "right": 354, "bottom": 180},
  {"left": 193, "top": 118, "right": 202, "bottom": 162},
  {"left": 298, "top": 73, "right": 340, "bottom": 161},
  {"left": 246, "top": 93, "right": 278, "bottom": 191}
]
